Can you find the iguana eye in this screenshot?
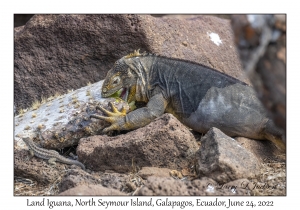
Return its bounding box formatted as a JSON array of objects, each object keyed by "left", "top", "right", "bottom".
[{"left": 112, "top": 76, "right": 120, "bottom": 85}]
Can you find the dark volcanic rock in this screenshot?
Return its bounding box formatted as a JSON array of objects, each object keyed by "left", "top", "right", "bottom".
[
  {"left": 231, "top": 14, "right": 286, "bottom": 131},
  {"left": 59, "top": 184, "right": 126, "bottom": 196},
  {"left": 196, "top": 127, "right": 261, "bottom": 184},
  {"left": 15, "top": 14, "right": 246, "bottom": 111},
  {"left": 14, "top": 14, "right": 34, "bottom": 27},
  {"left": 77, "top": 113, "right": 199, "bottom": 172}
]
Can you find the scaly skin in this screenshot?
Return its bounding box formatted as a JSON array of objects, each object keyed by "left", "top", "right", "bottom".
[{"left": 92, "top": 50, "right": 286, "bottom": 152}]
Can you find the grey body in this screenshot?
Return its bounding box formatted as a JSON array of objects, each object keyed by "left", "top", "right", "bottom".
[
  {"left": 136, "top": 56, "right": 267, "bottom": 139},
  {"left": 183, "top": 83, "right": 267, "bottom": 138}
]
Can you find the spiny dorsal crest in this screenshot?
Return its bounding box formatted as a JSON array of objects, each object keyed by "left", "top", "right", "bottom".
[
  {"left": 125, "top": 49, "right": 141, "bottom": 58},
  {"left": 124, "top": 49, "right": 157, "bottom": 59}
]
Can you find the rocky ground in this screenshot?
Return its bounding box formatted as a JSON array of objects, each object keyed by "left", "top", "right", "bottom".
[
  {"left": 14, "top": 118, "right": 286, "bottom": 196},
  {"left": 14, "top": 14, "right": 286, "bottom": 196},
  {"left": 14, "top": 112, "right": 286, "bottom": 196}
]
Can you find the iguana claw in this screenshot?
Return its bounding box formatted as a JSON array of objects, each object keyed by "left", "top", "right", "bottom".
[
  {"left": 90, "top": 102, "right": 127, "bottom": 132},
  {"left": 96, "top": 102, "right": 127, "bottom": 117}
]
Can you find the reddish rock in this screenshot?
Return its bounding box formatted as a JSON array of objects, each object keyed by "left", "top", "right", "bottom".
[
  {"left": 137, "top": 176, "right": 251, "bottom": 196},
  {"left": 143, "top": 15, "right": 247, "bottom": 83},
  {"left": 77, "top": 113, "right": 199, "bottom": 172},
  {"left": 58, "top": 169, "right": 101, "bottom": 193},
  {"left": 218, "top": 179, "right": 252, "bottom": 195},
  {"left": 188, "top": 177, "right": 251, "bottom": 196},
  {"left": 59, "top": 184, "right": 126, "bottom": 196},
  {"left": 138, "top": 167, "right": 172, "bottom": 179},
  {"left": 196, "top": 127, "right": 261, "bottom": 184},
  {"left": 58, "top": 169, "right": 130, "bottom": 193},
  {"left": 15, "top": 14, "right": 246, "bottom": 111},
  {"left": 187, "top": 177, "right": 219, "bottom": 195},
  {"left": 14, "top": 145, "right": 78, "bottom": 184},
  {"left": 137, "top": 177, "right": 189, "bottom": 196},
  {"left": 99, "top": 172, "right": 129, "bottom": 191},
  {"left": 235, "top": 137, "right": 285, "bottom": 162}
]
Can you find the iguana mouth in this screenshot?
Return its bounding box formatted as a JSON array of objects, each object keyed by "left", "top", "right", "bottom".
[
  {"left": 109, "top": 86, "right": 136, "bottom": 103},
  {"left": 119, "top": 88, "right": 129, "bottom": 101},
  {"left": 109, "top": 87, "right": 129, "bottom": 101}
]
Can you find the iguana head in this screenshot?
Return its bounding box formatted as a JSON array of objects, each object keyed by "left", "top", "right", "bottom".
[{"left": 101, "top": 50, "right": 142, "bottom": 103}]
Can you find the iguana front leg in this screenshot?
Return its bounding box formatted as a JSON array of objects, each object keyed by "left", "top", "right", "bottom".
[
  {"left": 91, "top": 93, "right": 168, "bottom": 132},
  {"left": 91, "top": 102, "right": 127, "bottom": 132}
]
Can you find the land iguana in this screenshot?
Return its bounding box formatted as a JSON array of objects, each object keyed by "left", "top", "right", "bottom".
[{"left": 91, "top": 50, "right": 286, "bottom": 151}]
